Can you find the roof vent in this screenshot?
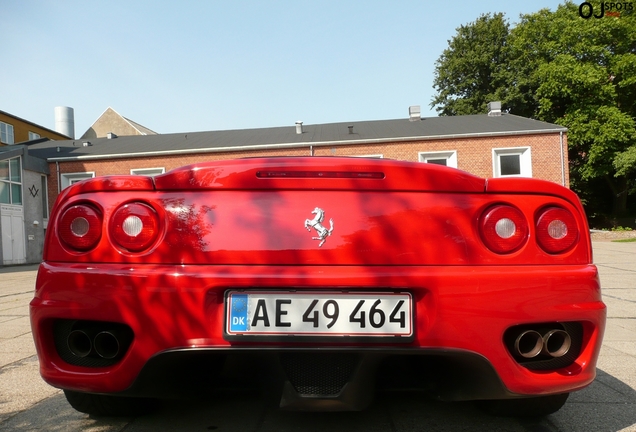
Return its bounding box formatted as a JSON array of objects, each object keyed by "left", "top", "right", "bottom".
[
  {"left": 348, "top": 125, "right": 354, "bottom": 134},
  {"left": 488, "top": 101, "right": 502, "bottom": 116},
  {"left": 107, "top": 132, "right": 118, "bottom": 139},
  {"left": 295, "top": 121, "right": 303, "bottom": 134},
  {"left": 408, "top": 105, "right": 421, "bottom": 121}
]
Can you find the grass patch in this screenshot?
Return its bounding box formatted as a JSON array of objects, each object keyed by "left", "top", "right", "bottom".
[{"left": 612, "top": 238, "right": 636, "bottom": 243}]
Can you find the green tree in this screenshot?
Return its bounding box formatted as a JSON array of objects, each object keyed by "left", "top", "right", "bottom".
[
  {"left": 431, "top": 13, "right": 510, "bottom": 116},
  {"left": 431, "top": 2, "right": 636, "bottom": 218}
]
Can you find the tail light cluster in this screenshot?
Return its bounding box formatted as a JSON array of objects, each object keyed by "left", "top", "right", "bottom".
[
  {"left": 535, "top": 207, "right": 578, "bottom": 253},
  {"left": 109, "top": 203, "right": 159, "bottom": 252},
  {"left": 479, "top": 204, "right": 579, "bottom": 255},
  {"left": 57, "top": 201, "right": 160, "bottom": 254},
  {"left": 59, "top": 204, "right": 103, "bottom": 251},
  {"left": 479, "top": 205, "right": 528, "bottom": 254}
]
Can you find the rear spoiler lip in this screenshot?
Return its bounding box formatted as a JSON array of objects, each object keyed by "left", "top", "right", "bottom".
[
  {"left": 152, "top": 157, "right": 486, "bottom": 193},
  {"left": 52, "top": 176, "right": 154, "bottom": 205},
  {"left": 485, "top": 177, "right": 583, "bottom": 207}
]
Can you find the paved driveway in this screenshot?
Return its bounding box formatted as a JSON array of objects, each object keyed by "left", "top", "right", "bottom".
[{"left": 1, "top": 241, "right": 635, "bottom": 431}]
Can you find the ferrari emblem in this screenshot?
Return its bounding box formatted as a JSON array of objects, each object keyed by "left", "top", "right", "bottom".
[{"left": 304, "top": 207, "right": 334, "bottom": 247}]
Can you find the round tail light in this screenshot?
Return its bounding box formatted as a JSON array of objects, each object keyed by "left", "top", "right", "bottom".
[
  {"left": 536, "top": 206, "right": 578, "bottom": 254},
  {"left": 479, "top": 205, "right": 529, "bottom": 254},
  {"left": 58, "top": 204, "right": 102, "bottom": 251},
  {"left": 110, "top": 202, "right": 160, "bottom": 252}
]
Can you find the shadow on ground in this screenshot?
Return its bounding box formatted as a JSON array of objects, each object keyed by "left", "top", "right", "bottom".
[
  {"left": 0, "top": 264, "right": 39, "bottom": 275},
  {"left": 1, "top": 368, "right": 635, "bottom": 432}
]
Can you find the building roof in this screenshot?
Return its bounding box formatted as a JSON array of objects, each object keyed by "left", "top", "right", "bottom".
[
  {"left": 123, "top": 116, "right": 157, "bottom": 136},
  {"left": 27, "top": 113, "right": 567, "bottom": 162},
  {"left": 0, "top": 110, "right": 71, "bottom": 140},
  {"left": 0, "top": 145, "right": 50, "bottom": 174},
  {"left": 80, "top": 107, "right": 157, "bottom": 139}
]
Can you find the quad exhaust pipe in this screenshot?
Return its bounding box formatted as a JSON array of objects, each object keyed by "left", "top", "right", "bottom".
[
  {"left": 94, "top": 331, "right": 122, "bottom": 359},
  {"left": 543, "top": 329, "right": 571, "bottom": 358},
  {"left": 67, "top": 324, "right": 131, "bottom": 360},
  {"left": 67, "top": 330, "right": 93, "bottom": 358},
  {"left": 513, "top": 328, "right": 571, "bottom": 359}
]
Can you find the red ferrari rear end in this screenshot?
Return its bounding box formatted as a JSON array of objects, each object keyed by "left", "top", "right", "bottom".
[{"left": 30, "top": 157, "right": 605, "bottom": 416}]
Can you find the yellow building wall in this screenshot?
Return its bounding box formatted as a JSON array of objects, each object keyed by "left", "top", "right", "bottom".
[{"left": 0, "top": 112, "right": 70, "bottom": 145}]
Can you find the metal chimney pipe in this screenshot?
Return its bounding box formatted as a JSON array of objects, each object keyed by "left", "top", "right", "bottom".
[
  {"left": 54, "top": 106, "right": 75, "bottom": 139},
  {"left": 295, "top": 121, "right": 303, "bottom": 134}
]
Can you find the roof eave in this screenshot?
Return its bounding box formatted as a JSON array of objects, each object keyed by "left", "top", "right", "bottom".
[{"left": 44, "top": 128, "right": 568, "bottom": 162}]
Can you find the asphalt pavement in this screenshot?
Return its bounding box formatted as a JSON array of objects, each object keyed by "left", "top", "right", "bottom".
[{"left": 1, "top": 241, "right": 635, "bottom": 432}]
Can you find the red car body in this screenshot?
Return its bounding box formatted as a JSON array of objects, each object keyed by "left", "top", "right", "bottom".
[{"left": 30, "top": 157, "right": 605, "bottom": 414}]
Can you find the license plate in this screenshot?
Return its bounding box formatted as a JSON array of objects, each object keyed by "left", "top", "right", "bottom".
[{"left": 225, "top": 291, "right": 412, "bottom": 337}]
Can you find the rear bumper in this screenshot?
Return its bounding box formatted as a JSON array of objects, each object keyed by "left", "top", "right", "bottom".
[
  {"left": 30, "top": 262, "right": 605, "bottom": 402},
  {"left": 114, "top": 347, "right": 516, "bottom": 410}
]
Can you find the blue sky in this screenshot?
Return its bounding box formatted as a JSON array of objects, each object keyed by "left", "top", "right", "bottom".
[{"left": 3, "top": 1, "right": 564, "bottom": 137}]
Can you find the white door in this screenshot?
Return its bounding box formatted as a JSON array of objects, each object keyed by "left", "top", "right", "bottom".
[{"left": 1, "top": 205, "right": 26, "bottom": 265}]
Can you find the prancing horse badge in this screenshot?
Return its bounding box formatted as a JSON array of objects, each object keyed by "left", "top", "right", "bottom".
[{"left": 304, "top": 207, "right": 334, "bottom": 247}]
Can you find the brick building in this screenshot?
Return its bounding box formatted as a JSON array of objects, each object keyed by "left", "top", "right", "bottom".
[
  {"left": 28, "top": 109, "right": 568, "bottom": 211},
  {"left": 5, "top": 105, "right": 568, "bottom": 265}
]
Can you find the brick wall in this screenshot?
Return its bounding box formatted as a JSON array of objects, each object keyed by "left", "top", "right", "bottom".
[{"left": 46, "top": 132, "right": 568, "bottom": 211}]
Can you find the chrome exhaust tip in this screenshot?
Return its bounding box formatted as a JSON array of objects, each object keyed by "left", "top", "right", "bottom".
[
  {"left": 514, "top": 330, "right": 544, "bottom": 359},
  {"left": 93, "top": 331, "right": 121, "bottom": 359},
  {"left": 543, "top": 329, "right": 571, "bottom": 358},
  {"left": 67, "top": 330, "right": 92, "bottom": 358}
]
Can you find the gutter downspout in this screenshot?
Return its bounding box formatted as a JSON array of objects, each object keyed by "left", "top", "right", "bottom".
[
  {"left": 56, "top": 162, "right": 61, "bottom": 194},
  {"left": 559, "top": 132, "right": 565, "bottom": 187},
  {"left": 310, "top": 145, "right": 314, "bottom": 156}
]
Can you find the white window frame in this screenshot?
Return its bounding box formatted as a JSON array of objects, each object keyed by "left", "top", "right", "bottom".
[
  {"left": 29, "top": 131, "right": 41, "bottom": 141},
  {"left": 418, "top": 151, "right": 458, "bottom": 168},
  {"left": 130, "top": 167, "right": 165, "bottom": 177},
  {"left": 0, "top": 156, "right": 22, "bottom": 205},
  {"left": 1, "top": 121, "right": 14, "bottom": 145},
  {"left": 492, "top": 147, "right": 532, "bottom": 178},
  {"left": 61, "top": 172, "right": 95, "bottom": 189}
]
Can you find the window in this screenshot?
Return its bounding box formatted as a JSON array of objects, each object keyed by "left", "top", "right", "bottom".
[
  {"left": 29, "top": 131, "right": 41, "bottom": 141},
  {"left": 500, "top": 155, "right": 520, "bottom": 175},
  {"left": 1, "top": 122, "right": 14, "bottom": 144},
  {"left": 61, "top": 172, "right": 95, "bottom": 189},
  {"left": 0, "top": 157, "right": 22, "bottom": 205},
  {"left": 419, "top": 151, "right": 457, "bottom": 168},
  {"left": 131, "top": 167, "right": 165, "bottom": 177},
  {"left": 493, "top": 147, "right": 532, "bottom": 177}
]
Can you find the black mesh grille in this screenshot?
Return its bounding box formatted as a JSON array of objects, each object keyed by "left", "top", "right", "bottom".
[{"left": 281, "top": 353, "right": 358, "bottom": 396}]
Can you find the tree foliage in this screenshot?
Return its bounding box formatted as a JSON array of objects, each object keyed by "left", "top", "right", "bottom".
[
  {"left": 431, "top": 13, "right": 510, "bottom": 116},
  {"left": 431, "top": 1, "right": 636, "bottom": 218}
]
